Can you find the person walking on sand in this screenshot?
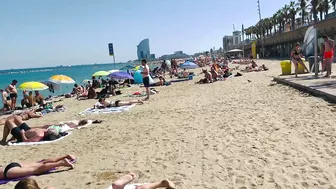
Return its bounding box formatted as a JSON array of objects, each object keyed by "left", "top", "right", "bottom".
[
  {"left": 291, "top": 43, "right": 309, "bottom": 78},
  {"left": 323, "top": 35, "right": 335, "bottom": 78},
  {"left": 141, "top": 59, "right": 150, "bottom": 101},
  {"left": 6, "top": 80, "right": 18, "bottom": 110}
]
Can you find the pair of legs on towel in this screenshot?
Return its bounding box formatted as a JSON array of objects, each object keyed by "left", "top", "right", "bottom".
[{"left": 112, "top": 173, "right": 175, "bottom": 189}]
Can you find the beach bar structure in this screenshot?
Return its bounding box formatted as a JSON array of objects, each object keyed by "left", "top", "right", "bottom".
[{"left": 243, "top": 16, "right": 336, "bottom": 59}]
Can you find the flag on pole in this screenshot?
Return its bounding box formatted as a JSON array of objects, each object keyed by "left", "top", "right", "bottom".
[{"left": 108, "top": 43, "right": 114, "bottom": 56}]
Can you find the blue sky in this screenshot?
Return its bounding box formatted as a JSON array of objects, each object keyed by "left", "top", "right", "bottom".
[{"left": 0, "top": 0, "right": 290, "bottom": 69}]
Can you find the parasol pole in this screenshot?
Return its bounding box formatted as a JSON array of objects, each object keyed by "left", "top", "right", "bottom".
[{"left": 314, "top": 27, "right": 318, "bottom": 78}]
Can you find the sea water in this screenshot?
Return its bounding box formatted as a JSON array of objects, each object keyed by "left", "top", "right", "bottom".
[{"left": 0, "top": 63, "right": 137, "bottom": 106}]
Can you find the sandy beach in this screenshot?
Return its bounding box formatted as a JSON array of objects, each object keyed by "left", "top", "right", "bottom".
[{"left": 2, "top": 59, "right": 336, "bottom": 189}]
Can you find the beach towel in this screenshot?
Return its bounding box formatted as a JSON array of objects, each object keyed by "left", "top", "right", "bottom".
[
  {"left": 79, "top": 104, "right": 135, "bottom": 115},
  {"left": 107, "top": 183, "right": 147, "bottom": 189},
  {"left": 7, "top": 132, "right": 72, "bottom": 146},
  {"left": 0, "top": 159, "right": 77, "bottom": 185}
]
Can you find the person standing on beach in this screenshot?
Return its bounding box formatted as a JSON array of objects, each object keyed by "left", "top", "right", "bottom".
[
  {"left": 323, "top": 35, "right": 335, "bottom": 77},
  {"left": 6, "top": 80, "right": 18, "bottom": 110},
  {"left": 141, "top": 59, "right": 150, "bottom": 100},
  {"left": 1, "top": 89, "right": 11, "bottom": 111}
]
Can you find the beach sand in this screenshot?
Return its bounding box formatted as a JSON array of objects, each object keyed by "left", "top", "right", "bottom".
[{"left": 2, "top": 59, "right": 336, "bottom": 188}]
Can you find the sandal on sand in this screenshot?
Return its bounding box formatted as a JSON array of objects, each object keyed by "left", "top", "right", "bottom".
[{"left": 92, "top": 120, "right": 103, "bottom": 124}]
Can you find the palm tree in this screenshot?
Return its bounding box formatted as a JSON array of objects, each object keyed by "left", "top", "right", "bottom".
[
  {"left": 332, "top": 0, "right": 336, "bottom": 11},
  {"left": 296, "top": 0, "right": 307, "bottom": 24},
  {"left": 272, "top": 13, "right": 278, "bottom": 34},
  {"left": 309, "top": 0, "right": 319, "bottom": 22},
  {"left": 288, "top": 1, "right": 297, "bottom": 30},
  {"left": 324, "top": 0, "right": 330, "bottom": 16}
]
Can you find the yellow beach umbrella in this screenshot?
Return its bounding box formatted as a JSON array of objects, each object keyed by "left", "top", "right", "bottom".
[
  {"left": 18, "top": 82, "right": 48, "bottom": 91},
  {"left": 49, "top": 74, "right": 75, "bottom": 84},
  {"left": 133, "top": 65, "right": 141, "bottom": 71},
  {"left": 92, "top": 71, "right": 110, "bottom": 77}
]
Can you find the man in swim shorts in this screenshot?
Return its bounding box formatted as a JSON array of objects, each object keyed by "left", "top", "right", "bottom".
[
  {"left": 141, "top": 59, "right": 150, "bottom": 101},
  {"left": 6, "top": 80, "right": 18, "bottom": 110},
  {"left": 323, "top": 35, "right": 335, "bottom": 77},
  {"left": 0, "top": 116, "right": 55, "bottom": 144}
]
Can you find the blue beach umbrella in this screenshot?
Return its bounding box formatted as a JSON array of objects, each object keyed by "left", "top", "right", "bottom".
[{"left": 180, "top": 61, "right": 199, "bottom": 69}]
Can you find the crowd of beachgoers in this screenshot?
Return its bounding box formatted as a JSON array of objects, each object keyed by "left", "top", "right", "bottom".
[{"left": 0, "top": 55, "right": 272, "bottom": 189}]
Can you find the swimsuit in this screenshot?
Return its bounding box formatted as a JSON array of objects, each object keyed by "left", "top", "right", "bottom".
[
  {"left": 4, "top": 162, "right": 22, "bottom": 179},
  {"left": 324, "top": 50, "right": 334, "bottom": 59},
  {"left": 10, "top": 123, "right": 31, "bottom": 142}
]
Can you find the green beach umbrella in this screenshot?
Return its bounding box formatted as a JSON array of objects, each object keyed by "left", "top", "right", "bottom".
[{"left": 92, "top": 71, "right": 109, "bottom": 77}]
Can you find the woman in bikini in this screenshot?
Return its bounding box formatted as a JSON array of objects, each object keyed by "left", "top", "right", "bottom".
[
  {"left": 94, "top": 98, "right": 143, "bottom": 109},
  {"left": 0, "top": 154, "right": 75, "bottom": 181},
  {"left": 291, "top": 42, "right": 309, "bottom": 78}
]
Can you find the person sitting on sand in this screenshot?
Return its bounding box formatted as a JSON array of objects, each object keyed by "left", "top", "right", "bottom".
[
  {"left": 77, "top": 86, "right": 96, "bottom": 100},
  {"left": 34, "top": 91, "right": 44, "bottom": 105},
  {"left": 196, "top": 69, "right": 212, "bottom": 84},
  {"left": 210, "top": 67, "right": 218, "bottom": 81},
  {"left": 94, "top": 98, "right": 143, "bottom": 109},
  {"left": 0, "top": 154, "right": 75, "bottom": 181},
  {"left": 0, "top": 116, "right": 60, "bottom": 144},
  {"left": 0, "top": 109, "right": 42, "bottom": 126},
  {"left": 182, "top": 68, "right": 189, "bottom": 78}
]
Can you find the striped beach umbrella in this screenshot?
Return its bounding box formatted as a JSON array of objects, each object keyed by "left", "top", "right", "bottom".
[
  {"left": 49, "top": 74, "right": 75, "bottom": 84},
  {"left": 18, "top": 82, "right": 48, "bottom": 91}
]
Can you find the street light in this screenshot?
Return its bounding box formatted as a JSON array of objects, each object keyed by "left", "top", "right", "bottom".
[{"left": 257, "top": 0, "right": 264, "bottom": 58}]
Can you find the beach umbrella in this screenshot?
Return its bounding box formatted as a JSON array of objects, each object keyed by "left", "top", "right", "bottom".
[
  {"left": 180, "top": 61, "right": 199, "bottom": 69},
  {"left": 18, "top": 81, "right": 48, "bottom": 91},
  {"left": 108, "top": 71, "right": 134, "bottom": 80},
  {"left": 133, "top": 65, "right": 141, "bottom": 71},
  {"left": 49, "top": 74, "right": 75, "bottom": 84},
  {"left": 108, "top": 69, "right": 120, "bottom": 73},
  {"left": 92, "top": 71, "right": 110, "bottom": 77}
]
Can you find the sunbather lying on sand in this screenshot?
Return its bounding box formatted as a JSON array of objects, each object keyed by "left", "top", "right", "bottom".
[
  {"left": 15, "top": 172, "right": 175, "bottom": 189},
  {"left": 150, "top": 76, "right": 167, "bottom": 86},
  {"left": 244, "top": 61, "right": 268, "bottom": 72},
  {"left": 1, "top": 154, "right": 75, "bottom": 181},
  {"left": 0, "top": 110, "right": 42, "bottom": 125},
  {"left": 112, "top": 173, "right": 175, "bottom": 189},
  {"left": 0, "top": 116, "right": 67, "bottom": 145},
  {"left": 94, "top": 98, "right": 143, "bottom": 109}
]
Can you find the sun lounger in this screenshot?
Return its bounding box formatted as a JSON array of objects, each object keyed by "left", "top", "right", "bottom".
[{"left": 79, "top": 104, "right": 135, "bottom": 115}]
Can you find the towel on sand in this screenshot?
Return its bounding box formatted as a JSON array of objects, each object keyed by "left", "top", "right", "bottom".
[
  {"left": 7, "top": 120, "right": 93, "bottom": 146},
  {"left": 79, "top": 104, "right": 135, "bottom": 115}
]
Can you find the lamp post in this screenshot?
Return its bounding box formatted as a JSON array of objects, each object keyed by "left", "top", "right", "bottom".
[{"left": 257, "top": 0, "right": 264, "bottom": 58}]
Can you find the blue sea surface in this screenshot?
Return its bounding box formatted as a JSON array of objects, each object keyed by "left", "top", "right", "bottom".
[{"left": 0, "top": 63, "right": 137, "bottom": 105}]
